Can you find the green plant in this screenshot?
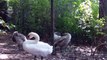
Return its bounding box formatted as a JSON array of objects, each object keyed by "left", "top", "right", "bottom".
[
  {"left": 9, "top": 0, "right": 105, "bottom": 45},
  {"left": 55, "top": 0, "right": 80, "bottom": 33},
  {"left": 9, "top": 0, "right": 50, "bottom": 35},
  {"left": 55, "top": 0, "right": 105, "bottom": 45},
  {"left": 74, "top": 0, "right": 105, "bottom": 45}
]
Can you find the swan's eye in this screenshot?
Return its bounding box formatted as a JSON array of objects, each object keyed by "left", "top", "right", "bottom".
[{"left": 30, "top": 37, "right": 35, "bottom": 40}]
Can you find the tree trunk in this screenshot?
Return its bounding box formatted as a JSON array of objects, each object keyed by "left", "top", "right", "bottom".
[
  {"left": 99, "top": 0, "right": 107, "bottom": 18},
  {"left": 50, "top": 0, "right": 55, "bottom": 45},
  {"left": 100, "top": 0, "right": 107, "bottom": 33}
]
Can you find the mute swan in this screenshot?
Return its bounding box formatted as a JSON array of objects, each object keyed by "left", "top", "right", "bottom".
[
  {"left": 23, "top": 32, "right": 53, "bottom": 60},
  {"left": 12, "top": 31, "right": 26, "bottom": 50},
  {"left": 54, "top": 32, "right": 72, "bottom": 52}
]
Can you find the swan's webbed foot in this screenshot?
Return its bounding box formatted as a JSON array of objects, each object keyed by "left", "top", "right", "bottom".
[{"left": 34, "top": 56, "right": 37, "bottom": 60}]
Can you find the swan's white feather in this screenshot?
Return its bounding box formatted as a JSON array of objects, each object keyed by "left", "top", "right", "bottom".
[
  {"left": 22, "top": 32, "right": 53, "bottom": 58},
  {"left": 23, "top": 40, "right": 53, "bottom": 57}
]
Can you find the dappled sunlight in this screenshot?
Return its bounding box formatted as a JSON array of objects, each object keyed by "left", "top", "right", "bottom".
[
  {"left": 1, "top": 48, "right": 15, "bottom": 51},
  {"left": 0, "top": 0, "right": 106, "bottom": 60},
  {"left": 0, "top": 34, "right": 34, "bottom": 59},
  {"left": 0, "top": 34, "right": 106, "bottom": 60},
  {"left": 0, "top": 54, "right": 9, "bottom": 59},
  {"left": 0, "top": 54, "right": 33, "bottom": 60},
  {"left": 75, "top": 46, "right": 96, "bottom": 56},
  {"left": 0, "top": 43, "right": 7, "bottom": 46}
]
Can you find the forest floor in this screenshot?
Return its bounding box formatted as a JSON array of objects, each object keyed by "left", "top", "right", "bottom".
[{"left": 0, "top": 33, "right": 107, "bottom": 60}]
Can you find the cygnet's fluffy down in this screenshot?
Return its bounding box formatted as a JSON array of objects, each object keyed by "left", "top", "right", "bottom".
[
  {"left": 23, "top": 32, "right": 53, "bottom": 59},
  {"left": 54, "top": 32, "right": 61, "bottom": 41},
  {"left": 54, "top": 32, "right": 72, "bottom": 50},
  {"left": 12, "top": 31, "right": 26, "bottom": 50}
]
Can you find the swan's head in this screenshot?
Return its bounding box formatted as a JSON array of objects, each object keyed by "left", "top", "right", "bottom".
[
  {"left": 28, "top": 32, "right": 40, "bottom": 41},
  {"left": 13, "top": 31, "right": 19, "bottom": 36},
  {"left": 54, "top": 32, "right": 61, "bottom": 35},
  {"left": 13, "top": 31, "right": 18, "bottom": 34},
  {"left": 13, "top": 31, "right": 18, "bottom": 33}
]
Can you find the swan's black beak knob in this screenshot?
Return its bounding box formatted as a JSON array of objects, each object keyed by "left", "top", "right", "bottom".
[{"left": 27, "top": 35, "right": 35, "bottom": 40}]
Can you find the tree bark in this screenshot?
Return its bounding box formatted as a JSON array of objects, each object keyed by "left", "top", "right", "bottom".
[
  {"left": 50, "top": 0, "right": 55, "bottom": 45},
  {"left": 99, "top": 0, "right": 107, "bottom": 18}
]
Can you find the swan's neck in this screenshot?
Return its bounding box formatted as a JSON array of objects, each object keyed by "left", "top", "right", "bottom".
[
  {"left": 24, "top": 36, "right": 39, "bottom": 44},
  {"left": 24, "top": 33, "right": 40, "bottom": 44},
  {"left": 24, "top": 36, "right": 28, "bottom": 41},
  {"left": 65, "top": 33, "right": 71, "bottom": 40},
  {"left": 33, "top": 34, "right": 40, "bottom": 43}
]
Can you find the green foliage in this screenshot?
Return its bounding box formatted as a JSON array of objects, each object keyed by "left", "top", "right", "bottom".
[
  {"left": 9, "top": 0, "right": 105, "bottom": 45},
  {"left": 0, "top": 0, "right": 15, "bottom": 31},
  {"left": 0, "top": 17, "right": 9, "bottom": 30},
  {"left": 75, "top": 0, "right": 105, "bottom": 39},
  {"left": 55, "top": 0, "right": 80, "bottom": 33},
  {"left": 55, "top": 0, "right": 105, "bottom": 45},
  {"left": 27, "top": 0, "right": 50, "bottom": 33},
  {"left": 9, "top": 0, "right": 50, "bottom": 35}
]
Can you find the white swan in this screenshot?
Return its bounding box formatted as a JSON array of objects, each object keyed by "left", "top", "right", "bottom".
[
  {"left": 23, "top": 32, "right": 53, "bottom": 60},
  {"left": 12, "top": 31, "right": 26, "bottom": 50}
]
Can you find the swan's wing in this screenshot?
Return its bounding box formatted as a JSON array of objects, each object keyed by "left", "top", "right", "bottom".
[
  {"left": 24, "top": 41, "right": 53, "bottom": 52},
  {"left": 17, "top": 33, "right": 26, "bottom": 41},
  {"left": 12, "top": 33, "right": 25, "bottom": 44},
  {"left": 54, "top": 36, "right": 66, "bottom": 45},
  {"left": 23, "top": 41, "right": 53, "bottom": 56},
  {"left": 37, "top": 42, "right": 53, "bottom": 51},
  {"left": 54, "top": 34, "right": 71, "bottom": 47},
  {"left": 58, "top": 34, "right": 71, "bottom": 47}
]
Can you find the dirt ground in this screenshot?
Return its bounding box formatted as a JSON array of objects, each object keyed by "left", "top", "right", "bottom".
[{"left": 0, "top": 33, "right": 107, "bottom": 60}]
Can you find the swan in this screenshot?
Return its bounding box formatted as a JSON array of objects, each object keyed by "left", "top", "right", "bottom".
[
  {"left": 12, "top": 31, "right": 26, "bottom": 50},
  {"left": 54, "top": 32, "right": 72, "bottom": 52},
  {"left": 23, "top": 32, "right": 53, "bottom": 60},
  {"left": 54, "top": 32, "right": 61, "bottom": 41}
]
